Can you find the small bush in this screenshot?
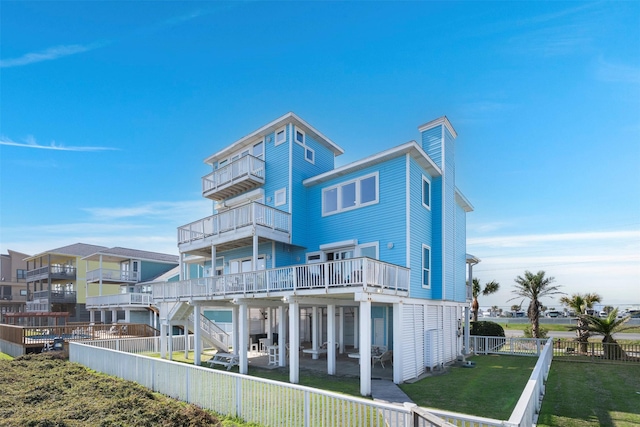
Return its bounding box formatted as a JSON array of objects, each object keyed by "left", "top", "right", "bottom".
[
  {"left": 523, "top": 324, "right": 548, "bottom": 339},
  {"left": 471, "top": 321, "right": 505, "bottom": 337}
]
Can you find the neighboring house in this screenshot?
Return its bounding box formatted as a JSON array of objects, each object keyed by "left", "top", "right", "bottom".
[
  {"left": 83, "top": 247, "right": 178, "bottom": 326},
  {"left": 152, "top": 112, "right": 475, "bottom": 396},
  {"left": 24, "top": 243, "right": 178, "bottom": 324},
  {"left": 0, "top": 250, "right": 30, "bottom": 322}
]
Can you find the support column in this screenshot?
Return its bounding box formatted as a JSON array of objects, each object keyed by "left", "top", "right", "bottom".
[
  {"left": 353, "top": 307, "right": 359, "bottom": 349},
  {"left": 184, "top": 321, "right": 189, "bottom": 359},
  {"left": 311, "top": 306, "right": 319, "bottom": 359},
  {"left": 288, "top": 301, "right": 300, "bottom": 384},
  {"left": 464, "top": 306, "right": 470, "bottom": 356},
  {"left": 160, "top": 321, "right": 167, "bottom": 359},
  {"left": 252, "top": 234, "right": 258, "bottom": 271},
  {"left": 100, "top": 310, "right": 106, "bottom": 324},
  {"left": 89, "top": 310, "right": 95, "bottom": 323},
  {"left": 194, "top": 304, "right": 202, "bottom": 365},
  {"left": 359, "top": 299, "right": 372, "bottom": 396},
  {"left": 232, "top": 305, "right": 239, "bottom": 356},
  {"left": 111, "top": 309, "right": 118, "bottom": 324},
  {"left": 338, "top": 307, "right": 344, "bottom": 354},
  {"left": 168, "top": 322, "right": 174, "bottom": 360},
  {"left": 393, "top": 302, "right": 404, "bottom": 384},
  {"left": 211, "top": 245, "right": 216, "bottom": 276},
  {"left": 327, "top": 304, "right": 336, "bottom": 375},
  {"left": 278, "top": 305, "right": 286, "bottom": 367},
  {"left": 124, "top": 309, "right": 130, "bottom": 323},
  {"left": 238, "top": 303, "right": 249, "bottom": 374}
]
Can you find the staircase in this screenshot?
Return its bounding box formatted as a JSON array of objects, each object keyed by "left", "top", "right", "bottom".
[{"left": 167, "top": 302, "right": 229, "bottom": 352}]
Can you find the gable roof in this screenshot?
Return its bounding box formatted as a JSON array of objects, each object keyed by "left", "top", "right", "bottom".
[
  {"left": 81, "top": 247, "right": 179, "bottom": 264},
  {"left": 25, "top": 243, "right": 109, "bottom": 261},
  {"left": 303, "top": 141, "right": 442, "bottom": 186},
  {"left": 204, "top": 112, "right": 344, "bottom": 165}
]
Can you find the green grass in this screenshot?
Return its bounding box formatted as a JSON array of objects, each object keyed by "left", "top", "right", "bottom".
[
  {"left": 400, "top": 355, "right": 537, "bottom": 420},
  {"left": 0, "top": 352, "right": 13, "bottom": 361},
  {"left": 497, "top": 321, "right": 640, "bottom": 335},
  {"left": 537, "top": 362, "right": 640, "bottom": 427}
]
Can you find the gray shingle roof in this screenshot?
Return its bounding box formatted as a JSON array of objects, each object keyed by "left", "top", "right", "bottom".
[
  {"left": 97, "top": 247, "right": 179, "bottom": 263},
  {"left": 49, "top": 243, "right": 109, "bottom": 257}
]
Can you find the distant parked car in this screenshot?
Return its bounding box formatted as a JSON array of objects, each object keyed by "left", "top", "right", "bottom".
[
  {"left": 546, "top": 311, "right": 561, "bottom": 318},
  {"left": 599, "top": 311, "right": 608, "bottom": 318}
]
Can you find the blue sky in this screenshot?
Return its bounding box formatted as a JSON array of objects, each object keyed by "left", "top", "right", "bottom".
[{"left": 1, "top": 1, "right": 638, "bottom": 310}]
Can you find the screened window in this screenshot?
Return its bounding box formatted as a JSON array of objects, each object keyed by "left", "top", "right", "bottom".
[
  {"left": 321, "top": 172, "right": 379, "bottom": 216},
  {"left": 422, "top": 245, "right": 431, "bottom": 288},
  {"left": 422, "top": 176, "right": 431, "bottom": 209},
  {"left": 275, "top": 128, "right": 286, "bottom": 145}
]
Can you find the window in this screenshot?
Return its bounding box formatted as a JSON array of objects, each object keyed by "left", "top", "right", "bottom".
[
  {"left": 305, "top": 146, "right": 315, "bottom": 164},
  {"left": 20, "top": 289, "right": 27, "bottom": 296},
  {"left": 275, "top": 188, "right": 286, "bottom": 206},
  {"left": 253, "top": 141, "right": 264, "bottom": 158},
  {"left": 275, "top": 127, "right": 286, "bottom": 145},
  {"left": 322, "top": 172, "right": 379, "bottom": 216},
  {"left": 358, "top": 242, "right": 378, "bottom": 259},
  {"left": 422, "top": 245, "right": 431, "bottom": 288},
  {"left": 422, "top": 176, "right": 431, "bottom": 209},
  {"left": 16, "top": 269, "right": 26, "bottom": 280},
  {"left": 295, "top": 129, "right": 305, "bottom": 145}
]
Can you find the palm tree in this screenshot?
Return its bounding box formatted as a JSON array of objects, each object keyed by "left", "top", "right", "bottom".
[
  {"left": 559, "top": 293, "right": 601, "bottom": 352},
  {"left": 471, "top": 278, "right": 500, "bottom": 322},
  {"left": 510, "top": 270, "right": 564, "bottom": 338},
  {"left": 583, "top": 309, "right": 632, "bottom": 359}
]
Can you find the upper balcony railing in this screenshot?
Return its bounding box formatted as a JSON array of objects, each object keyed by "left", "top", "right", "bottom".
[
  {"left": 86, "top": 268, "right": 140, "bottom": 284},
  {"left": 26, "top": 265, "right": 77, "bottom": 282},
  {"left": 178, "top": 202, "right": 291, "bottom": 246},
  {"left": 152, "top": 257, "right": 410, "bottom": 301},
  {"left": 32, "top": 289, "right": 76, "bottom": 304},
  {"left": 86, "top": 292, "right": 153, "bottom": 309},
  {"left": 202, "top": 155, "right": 265, "bottom": 201}
]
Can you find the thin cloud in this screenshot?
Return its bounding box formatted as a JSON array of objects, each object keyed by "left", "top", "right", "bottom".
[
  {"left": 0, "top": 135, "right": 118, "bottom": 152},
  {"left": 83, "top": 200, "right": 211, "bottom": 221},
  {"left": 468, "top": 230, "right": 640, "bottom": 248},
  {"left": 595, "top": 58, "right": 640, "bottom": 85},
  {"left": 0, "top": 43, "right": 106, "bottom": 68}
]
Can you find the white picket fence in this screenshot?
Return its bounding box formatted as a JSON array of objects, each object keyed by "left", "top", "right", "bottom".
[{"left": 69, "top": 336, "right": 554, "bottom": 427}]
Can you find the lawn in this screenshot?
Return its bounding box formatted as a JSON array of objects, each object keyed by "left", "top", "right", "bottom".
[
  {"left": 400, "top": 355, "right": 537, "bottom": 420},
  {"left": 537, "top": 361, "right": 640, "bottom": 427}
]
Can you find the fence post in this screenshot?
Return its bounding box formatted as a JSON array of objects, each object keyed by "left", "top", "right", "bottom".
[
  {"left": 304, "top": 390, "right": 310, "bottom": 427},
  {"left": 235, "top": 376, "right": 242, "bottom": 419}
]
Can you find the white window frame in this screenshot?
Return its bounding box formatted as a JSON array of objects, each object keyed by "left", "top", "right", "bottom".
[
  {"left": 275, "top": 127, "right": 286, "bottom": 146},
  {"left": 306, "top": 252, "right": 323, "bottom": 263},
  {"left": 295, "top": 128, "right": 305, "bottom": 146},
  {"left": 422, "top": 175, "right": 431, "bottom": 210},
  {"left": 422, "top": 244, "right": 431, "bottom": 289},
  {"left": 357, "top": 242, "right": 379, "bottom": 259},
  {"left": 252, "top": 140, "right": 264, "bottom": 159},
  {"left": 274, "top": 188, "right": 287, "bottom": 206},
  {"left": 305, "top": 146, "right": 315, "bottom": 164},
  {"left": 321, "top": 172, "right": 379, "bottom": 216}
]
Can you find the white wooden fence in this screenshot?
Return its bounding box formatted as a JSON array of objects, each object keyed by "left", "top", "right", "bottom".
[{"left": 69, "top": 336, "right": 554, "bottom": 427}]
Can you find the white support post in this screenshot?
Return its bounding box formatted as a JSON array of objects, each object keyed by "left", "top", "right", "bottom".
[
  {"left": 124, "top": 309, "right": 130, "bottom": 323},
  {"left": 464, "top": 306, "right": 470, "bottom": 355},
  {"left": 338, "top": 306, "right": 344, "bottom": 354},
  {"left": 289, "top": 301, "right": 300, "bottom": 384},
  {"left": 327, "top": 304, "right": 336, "bottom": 375},
  {"left": 311, "top": 306, "right": 319, "bottom": 359},
  {"left": 359, "top": 300, "right": 372, "bottom": 396},
  {"left": 278, "top": 305, "right": 286, "bottom": 367},
  {"left": 184, "top": 321, "right": 189, "bottom": 359},
  {"left": 111, "top": 309, "right": 118, "bottom": 324},
  {"left": 393, "top": 302, "right": 404, "bottom": 384},
  {"left": 353, "top": 307, "right": 359, "bottom": 349},
  {"left": 168, "top": 322, "right": 174, "bottom": 360},
  {"left": 232, "top": 305, "right": 239, "bottom": 356},
  {"left": 160, "top": 322, "right": 167, "bottom": 359},
  {"left": 194, "top": 304, "right": 202, "bottom": 366},
  {"left": 252, "top": 235, "right": 258, "bottom": 271},
  {"left": 238, "top": 303, "right": 249, "bottom": 374},
  {"left": 89, "top": 310, "right": 95, "bottom": 323}
]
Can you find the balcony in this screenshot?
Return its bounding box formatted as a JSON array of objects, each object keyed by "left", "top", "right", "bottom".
[
  {"left": 32, "top": 290, "right": 76, "bottom": 304},
  {"left": 26, "top": 265, "right": 76, "bottom": 282},
  {"left": 86, "top": 292, "right": 152, "bottom": 309},
  {"left": 152, "top": 257, "right": 410, "bottom": 301},
  {"left": 178, "top": 202, "right": 291, "bottom": 256},
  {"left": 86, "top": 268, "right": 139, "bottom": 284},
  {"left": 202, "top": 155, "right": 265, "bottom": 201}
]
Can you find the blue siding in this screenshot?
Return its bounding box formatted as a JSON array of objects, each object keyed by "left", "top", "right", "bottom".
[
  {"left": 455, "top": 202, "right": 467, "bottom": 302},
  {"left": 408, "top": 156, "right": 434, "bottom": 300},
  {"left": 422, "top": 126, "right": 443, "bottom": 169},
  {"left": 304, "top": 157, "right": 407, "bottom": 267},
  {"left": 140, "top": 261, "right": 177, "bottom": 281},
  {"left": 264, "top": 124, "right": 290, "bottom": 213}
]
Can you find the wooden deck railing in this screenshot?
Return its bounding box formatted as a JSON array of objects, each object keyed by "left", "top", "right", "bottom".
[
  {"left": 151, "top": 257, "right": 410, "bottom": 301},
  {"left": 0, "top": 323, "right": 158, "bottom": 346}
]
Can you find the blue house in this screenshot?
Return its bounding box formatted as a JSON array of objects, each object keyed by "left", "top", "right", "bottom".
[{"left": 153, "top": 112, "right": 474, "bottom": 396}]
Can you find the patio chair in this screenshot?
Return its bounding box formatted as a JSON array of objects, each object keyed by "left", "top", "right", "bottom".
[{"left": 372, "top": 350, "right": 393, "bottom": 369}]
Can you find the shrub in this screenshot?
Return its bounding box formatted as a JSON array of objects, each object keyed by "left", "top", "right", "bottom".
[
  {"left": 470, "top": 321, "right": 505, "bottom": 337},
  {"left": 523, "top": 324, "right": 548, "bottom": 339}
]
